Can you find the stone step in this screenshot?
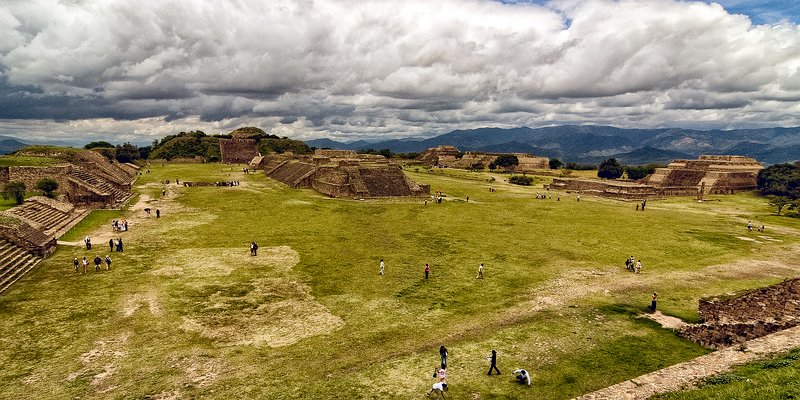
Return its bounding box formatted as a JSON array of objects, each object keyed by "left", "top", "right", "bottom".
[
  {"left": 0, "top": 242, "right": 20, "bottom": 261},
  {"left": 0, "top": 251, "right": 35, "bottom": 283},
  {"left": 0, "top": 257, "right": 40, "bottom": 295}
]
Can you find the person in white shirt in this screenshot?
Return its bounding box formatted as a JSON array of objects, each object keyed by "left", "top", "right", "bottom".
[
  {"left": 513, "top": 369, "right": 530, "bottom": 386},
  {"left": 476, "top": 263, "right": 484, "bottom": 279},
  {"left": 379, "top": 259, "right": 385, "bottom": 275},
  {"left": 426, "top": 381, "right": 448, "bottom": 398}
]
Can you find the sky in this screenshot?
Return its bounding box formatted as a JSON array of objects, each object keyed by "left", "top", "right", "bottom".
[{"left": 0, "top": 0, "right": 798, "bottom": 145}]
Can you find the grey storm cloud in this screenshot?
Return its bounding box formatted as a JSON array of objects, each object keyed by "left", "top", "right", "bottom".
[{"left": 0, "top": 0, "right": 799, "bottom": 143}]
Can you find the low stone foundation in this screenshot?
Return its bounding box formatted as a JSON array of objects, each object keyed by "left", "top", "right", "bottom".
[{"left": 680, "top": 278, "right": 800, "bottom": 349}]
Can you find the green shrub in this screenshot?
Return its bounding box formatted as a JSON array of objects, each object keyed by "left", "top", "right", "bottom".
[{"left": 509, "top": 175, "right": 534, "bottom": 185}]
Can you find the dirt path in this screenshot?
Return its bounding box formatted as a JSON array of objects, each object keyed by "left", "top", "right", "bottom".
[{"left": 574, "top": 325, "right": 800, "bottom": 400}]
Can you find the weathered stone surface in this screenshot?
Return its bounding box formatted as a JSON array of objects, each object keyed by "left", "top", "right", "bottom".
[
  {"left": 219, "top": 138, "right": 259, "bottom": 164},
  {"left": 675, "top": 278, "right": 800, "bottom": 349},
  {"left": 263, "top": 154, "right": 429, "bottom": 198},
  {"left": 645, "top": 155, "right": 763, "bottom": 195}
]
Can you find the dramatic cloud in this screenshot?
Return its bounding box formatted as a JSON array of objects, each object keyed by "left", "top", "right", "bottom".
[{"left": 0, "top": 0, "right": 798, "bottom": 143}]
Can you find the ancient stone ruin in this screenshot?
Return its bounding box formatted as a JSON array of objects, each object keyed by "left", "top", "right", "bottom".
[
  {"left": 219, "top": 138, "right": 259, "bottom": 164},
  {"left": 0, "top": 212, "right": 56, "bottom": 294},
  {"left": 644, "top": 155, "right": 763, "bottom": 196},
  {"left": 6, "top": 196, "right": 87, "bottom": 237},
  {"left": 550, "top": 155, "right": 763, "bottom": 200},
  {"left": 680, "top": 278, "right": 800, "bottom": 349},
  {"left": 549, "top": 178, "right": 658, "bottom": 200},
  {"left": 418, "top": 146, "right": 549, "bottom": 172},
  {"left": 0, "top": 148, "right": 137, "bottom": 208},
  {"left": 261, "top": 150, "right": 429, "bottom": 198}
]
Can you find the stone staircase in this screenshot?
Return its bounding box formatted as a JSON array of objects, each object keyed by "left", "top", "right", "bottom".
[
  {"left": 6, "top": 197, "right": 88, "bottom": 237},
  {"left": 0, "top": 239, "right": 42, "bottom": 295},
  {"left": 69, "top": 166, "right": 133, "bottom": 205},
  {"left": 268, "top": 162, "right": 316, "bottom": 188}
]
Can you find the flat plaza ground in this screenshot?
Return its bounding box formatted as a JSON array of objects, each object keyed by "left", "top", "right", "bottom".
[{"left": 1, "top": 164, "right": 800, "bottom": 399}]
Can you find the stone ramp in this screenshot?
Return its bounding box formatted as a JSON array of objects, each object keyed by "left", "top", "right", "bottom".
[
  {"left": 267, "top": 161, "right": 316, "bottom": 188},
  {"left": 574, "top": 325, "right": 800, "bottom": 400},
  {"left": 0, "top": 238, "right": 42, "bottom": 295}
]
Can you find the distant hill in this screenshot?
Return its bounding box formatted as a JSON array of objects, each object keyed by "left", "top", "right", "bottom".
[
  {"left": 0, "top": 136, "right": 28, "bottom": 154},
  {"left": 305, "top": 126, "right": 800, "bottom": 165}
]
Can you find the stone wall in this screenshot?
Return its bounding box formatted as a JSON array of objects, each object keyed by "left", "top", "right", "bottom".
[
  {"left": 680, "top": 278, "right": 800, "bottom": 349},
  {"left": 549, "top": 178, "right": 658, "bottom": 200},
  {"left": 516, "top": 154, "right": 550, "bottom": 171},
  {"left": 699, "top": 279, "right": 800, "bottom": 324},
  {"left": 315, "top": 149, "right": 358, "bottom": 158},
  {"left": 219, "top": 138, "right": 259, "bottom": 164},
  {"left": 0, "top": 214, "right": 56, "bottom": 257}
]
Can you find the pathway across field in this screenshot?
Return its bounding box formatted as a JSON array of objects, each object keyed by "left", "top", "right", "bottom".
[{"left": 574, "top": 325, "right": 800, "bottom": 400}]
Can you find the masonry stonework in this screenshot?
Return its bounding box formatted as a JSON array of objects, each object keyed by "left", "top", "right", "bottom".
[{"left": 680, "top": 278, "right": 800, "bottom": 349}]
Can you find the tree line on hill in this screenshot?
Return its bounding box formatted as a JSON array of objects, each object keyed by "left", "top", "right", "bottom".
[{"left": 83, "top": 130, "right": 312, "bottom": 162}]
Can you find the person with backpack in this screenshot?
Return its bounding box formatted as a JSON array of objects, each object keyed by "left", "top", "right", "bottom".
[
  {"left": 104, "top": 255, "right": 112, "bottom": 271},
  {"left": 93, "top": 255, "right": 102, "bottom": 272}
]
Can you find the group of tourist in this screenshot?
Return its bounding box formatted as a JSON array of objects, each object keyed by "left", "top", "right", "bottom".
[
  {"left": 426, "top": 347, "right": 530, "bottom": 398},
  {"left": 73, "top": 255, "right": 111, "bottom": 273},
  {"left": 111, "top": 219, "right": 128, "bottom": 231},
  {"left": 250, "top": 241, "right": 259, "bottom": 256},
  {"left": 108, "top": 238, "right": 124, "bottom": 253},
  {"left": 534, "top": 192, "right": 552, "bottom": 199},
  {"left": 635, "top": 199, "right": 647, "bottom": 211},
  {"left": 624, "top": 256, "right": 643, "bottom": 273},
  {"left": 747, "top": 220, "right": 766, "bottom": 232}
]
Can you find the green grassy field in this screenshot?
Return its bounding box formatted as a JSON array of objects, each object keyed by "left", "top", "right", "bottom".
[{"left": 0, "top": 163, "right": 798, "bottom": 399}]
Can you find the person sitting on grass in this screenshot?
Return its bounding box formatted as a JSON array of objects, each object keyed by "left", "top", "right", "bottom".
[
  {"left": 426, "top": 381, "right": 447, "bottom": 399},
  {"left": 513, "top": 369, "right": 531, "bottom": 386}
]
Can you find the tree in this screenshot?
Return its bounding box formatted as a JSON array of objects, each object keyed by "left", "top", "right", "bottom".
[
  {"left": 757, "top": 163, "right": 800, "bottom": 198},
  {"left": 36, "top": 178, "right": 59, "bottom": 198},
  {"left": 3, "top": 181, "right": 26, "bottom": 205},
  {"left": 767, "top": 195, "right": 795, "bottom": 216},
  {"left": 549, "top": 158, "right": 563, "bottom": 169},
  {"left": 509, "top": 175, "right": 534, "bottom": 185},
  {"left": 598, "top": 158, "right": 623, "bottom": 179},
  {"left": 493, "top": 154, "right": 519, "bottom": 171}
]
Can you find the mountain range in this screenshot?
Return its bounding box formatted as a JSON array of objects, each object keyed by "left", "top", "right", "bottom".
[
  {"left": 0, "top": 135, "right": 28, "bottom": 155},
  {"left": 306, "top": 125, "right": 800, "bottom": 165}
]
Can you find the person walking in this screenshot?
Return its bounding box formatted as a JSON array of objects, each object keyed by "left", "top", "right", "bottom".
[
  {"left": 426, "top": 382, "right": 448, "bottom": 399},
  {"left": 156, "top": 209, "right": 160, "bottom": 218},
  {"left": 250, "top": 241, "right": 258, "bottom": 256},
  {"left": 425, "top": 263, "right": 430, "bottom": 279},
  {"left": 84, "top": 236, "right": 91, "bottom": 250},
  {"left": 117, "top": 238, "right": 124, "bottom": 253},
  {"left": 109, "top": 238, "right": 114, "bottom": 252},
  {"left": 635, "top": 259, "right": 643, "bottom": 274},
  {"left": 439, "top": 346, "right": 448, "bottom": 369},
  {"left": 650, "top": 292, "right": 658, "bottom": 312},
  {"left": 487, "top": 349, "right": 501, "bottom": 375},
  {"left": 476, "top": 263, "right": 484, "bottom": 279},
  {"left": 104, "top": 255, "right": 112, "bottom": 271},
  {"left": 379, "top": 259, "right": 385, "bottom": 275},
  {"left": 93, "top": 255, "right": 101, "bottom": 271},
  {"left": 73, "top": 257, "right": 79, "bottom": 273},
  {"left": 82, "top": 257, "right": 88, "bottom": 274}
]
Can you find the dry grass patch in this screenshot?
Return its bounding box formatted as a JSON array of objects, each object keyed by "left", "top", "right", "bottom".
[
  {"left": 151, "top": 246, "right": 298, "bottom": 277},
  {"left": 180, "top": 277, "right": 343, "bottom": 347}
]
